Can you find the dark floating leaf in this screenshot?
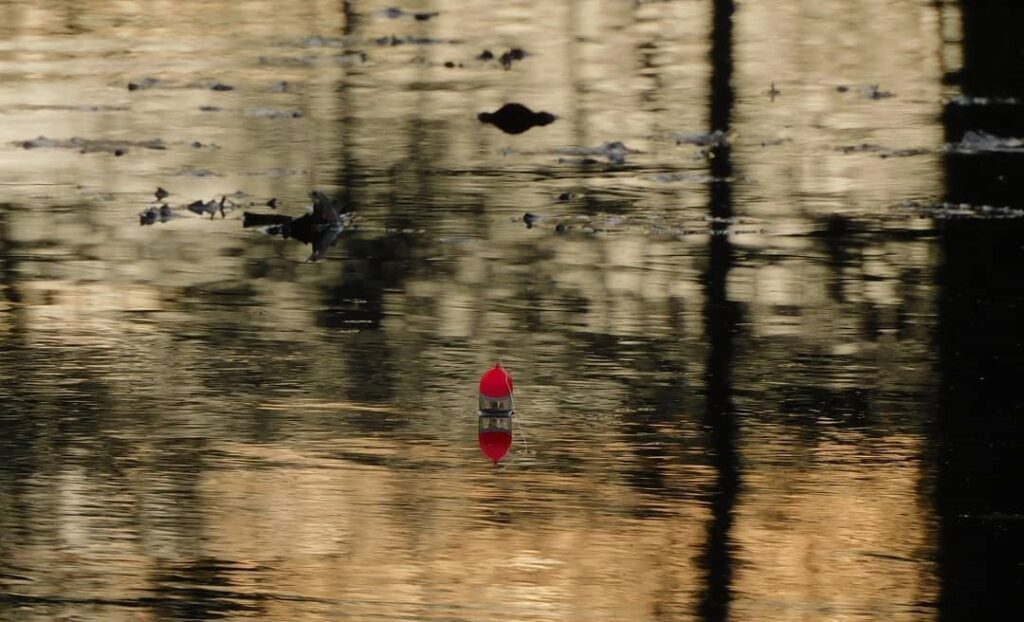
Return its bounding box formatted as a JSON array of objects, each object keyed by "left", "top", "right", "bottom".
[
  {"left": 209, "top": 82, "right": 234, "bottom": 91},
  {"left": 155, "top": 187, "right": 169, "bottom": 200},
  {"left": 478, "top": 103, "right": 555, "bottom": 135},
  {"left": 478, "top": 49, "right": 494, "bottom": 60}
]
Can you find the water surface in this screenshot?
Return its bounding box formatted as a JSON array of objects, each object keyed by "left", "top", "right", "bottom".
[{"left": 1, "top": 1, "right": 1022, "bottom": 621}]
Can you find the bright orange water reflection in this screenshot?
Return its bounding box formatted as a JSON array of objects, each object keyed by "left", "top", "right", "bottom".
[{"left": 0, "top": 0, "right": 974, "bottom": 621}]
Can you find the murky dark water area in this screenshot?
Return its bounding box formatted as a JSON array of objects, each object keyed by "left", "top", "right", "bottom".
[{"left": 1, "top": 1, "right": 1022, "bottom": 621}]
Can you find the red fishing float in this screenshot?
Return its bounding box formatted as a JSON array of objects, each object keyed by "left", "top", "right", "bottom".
[
  {"left": 477, "top": 362, "right": 515, "bottom": 464},
  {"left": 478, "top": 361, "right": 514, "bottom": 414}
]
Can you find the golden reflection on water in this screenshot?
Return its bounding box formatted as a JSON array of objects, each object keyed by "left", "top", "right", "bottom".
[{"left": 0, "top": 0, "right": 957, "bottom": 621}]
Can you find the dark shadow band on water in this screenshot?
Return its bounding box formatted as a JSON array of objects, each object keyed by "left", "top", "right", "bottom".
[
  {"left": 935, "top": 2, "right": 1024, "bottom": 619},
  {"left": 696, "top": 2, "right": 740, "bottom": 622}
]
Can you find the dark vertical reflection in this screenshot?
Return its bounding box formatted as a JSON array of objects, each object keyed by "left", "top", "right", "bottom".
[
  {"left": 697, "top": 1, "right": 739, "bottom": 621},
  {"left": 937, "top": 1, "right": 1024, "bottom": 619},
  {"left": 337, "top": 1, "right": 359, "bottom": 209}
]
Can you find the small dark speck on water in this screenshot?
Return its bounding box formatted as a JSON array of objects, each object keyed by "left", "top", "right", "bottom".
[
  {"left": 209, "top": 82, "right": 235, "bottom": 91},
  {"left": 127, "top": 77, "right": 159, "bottom": 91},
  {"left": 478, "top": 49, "right": 494, "bottom": 60}
]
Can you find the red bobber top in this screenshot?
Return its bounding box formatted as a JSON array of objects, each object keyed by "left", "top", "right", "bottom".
[{"left": 479, "top": 361, "right": 514, "bottom": 398}]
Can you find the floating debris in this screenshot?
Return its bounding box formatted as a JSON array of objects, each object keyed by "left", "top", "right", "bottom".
[
  {"left": 478, "top": 103, "right": 556, "bottom": 135},
  {"left": 948, "top": 95, "right": 1022, "bottom": 106},
  {"left": 557, "top": 192, "right": 574, "bottom": 202},
  {"left": 478, "top": 50, "right": 494, "bottom": 60},
  {"left": 17, "top": 136, "right": 166, "bottom": 155},
  {"left": 187, "top": 197, "right": 226, "bottom": 218},
  {"left": 836, "top": 85, "right": 850, "bottom": 93},
  {"left": 499, "top": 48, "right": 527, "bottom": 70},
  {"left": 139, "top": 204, "right": 173, "bottom": 226},
  {"left": 14, "top": 104, "right": 130, "bottom": 113},
  {"left": 177, "top": 168, "right": 220, "bottom": 177},
  {"left": 556, "top": 141, "right": 633, "bottom": 165},
  {"left": 381, "top": 7, "right": 439, "bottom": 20},
  {"left": 244, "top": 108, "right": 304, "bottom": 119},
  {"left": 765, "top": 82, "right": 781, "bottom": 101},
  {"left": 898, "top": 200, "right": 1024, "bottom": 220},
  {"left": 295, "top": 36, "right": 354, "bottom": 48},
  {"left": 267, "top": 198, "right": 278, "bottom": 209},
  {"left": 199, "top": 105, "right": 222, "bottom": 112},
  {"left": 837, "top": 144, "right": 931, "bottom": 158},
  {"left": 155, "top": 187, "right": 169, "bottom": 200},
  {"left": 208, "top": 82, "right": 235, "bottom": 91},
  {"left": 650, "top": 173, "right": 727, "bottom": 183},
  {"left": 127, "top": 77, "right": 160, "bottom": 91},
  {"left": 671, "top": 129, "right": 729, "bottom": 147},
  {"left": 522, "top": 213, "right": 541, "bottom": 229},
  {"left": 374, "top": 34, "right": 458, "bottom": 46},
  {"left": 243, "top": 191, "right": 354, "bottom": 262},
  {"left": 944, "top": 130, "right": 1024, "bottom": 154},
  {"left": 864, "top": 84, "right": 895, "bottom": 99}
]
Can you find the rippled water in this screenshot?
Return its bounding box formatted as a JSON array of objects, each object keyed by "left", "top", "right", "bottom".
[{"left": 1, "top": 1, "right": 1022, "bottom": 621}]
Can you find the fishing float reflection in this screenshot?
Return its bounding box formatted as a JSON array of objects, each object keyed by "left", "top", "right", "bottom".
[
  {"left": 478, "top": 412, "right": 514, "bottom": 464},
  {"left": 477, "top": 362, "right": 516, "bottom": 464}
]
